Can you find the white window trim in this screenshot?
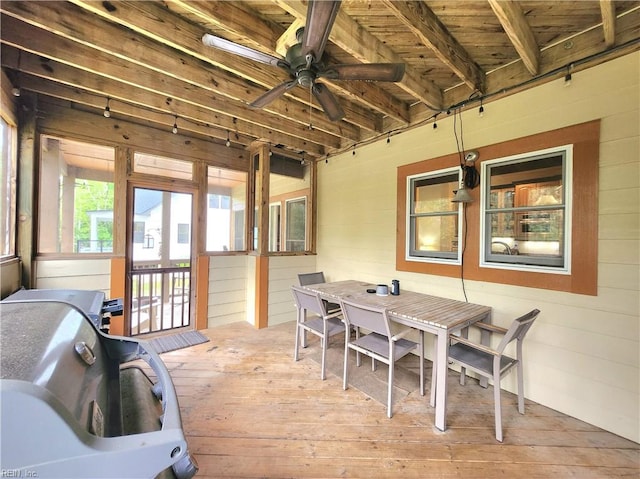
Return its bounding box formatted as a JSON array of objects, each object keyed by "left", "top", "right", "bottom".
[
  {"left": 405, "top": 166, "right": 463, "bottom": 265},
  {"left": 479, "top": 144, "right": 573, "bottom": 275}
]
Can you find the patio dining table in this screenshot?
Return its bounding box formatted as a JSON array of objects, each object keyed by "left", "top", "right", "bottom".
[{"left": 301, "top": 279, "right": 492, "bottom": 432}]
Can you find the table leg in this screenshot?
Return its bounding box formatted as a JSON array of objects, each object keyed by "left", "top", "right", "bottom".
[
  {"left": 430, "top": 334, "right": 437, "bottom": 408},
  {"left": 434, "top": 330, "right": 449, "bottom": 431}
]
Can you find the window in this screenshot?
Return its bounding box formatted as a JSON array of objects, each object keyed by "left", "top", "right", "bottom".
[
  {"left": 0, "top": 116, "right": 17, "bottom": 258},
  {"left": 481, "top": 146, "right": 571, "bottom": 272},
  {"left": 206, "top": 166, "right": 247, "bottom": 252},
  {"left": 133, "top": 221, "right": 145, "bottom": 244},
  {"left": 285, "top": 197, "right": 306, "bottom": 252},
  {"left": 177, "top": 223, "right": 189, "bottom": 244},
  {"left": 38, "top": 136, "right": 115, "bottom": 254},
  {"left": 268, "top": 153, "right": 310, "bottom": 253},
  {"left": 407, "top": 168, "right": 461, "bottom": 262}
]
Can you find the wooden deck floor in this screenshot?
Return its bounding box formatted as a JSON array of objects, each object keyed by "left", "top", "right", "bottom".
[{"left": 154, "top": 321, "right": 639, "bottom": 478}]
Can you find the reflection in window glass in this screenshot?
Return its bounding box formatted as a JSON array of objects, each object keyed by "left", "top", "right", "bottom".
[
  {"left": 0, "top": 117, "right": 16, "bottom": 257},
  {"left": 482, "top": 148, "right": 569, "bottom": 270},
  {"left": 38, "top": 136, "right": 115, "bottom": 254},
  {"left": 408, "top": 169, "right": 460, "bottom": 261},
  {"left": 206, "top": 166, "right": 247, "bottom": 251}
]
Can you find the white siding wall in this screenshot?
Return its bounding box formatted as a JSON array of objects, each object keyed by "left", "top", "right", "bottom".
[
  {"left": 34, "top": 258, "right": 111, "bottom": 297},
  {"left": 314, "top": 53, "right": 639, "bottom": 442},
  {"left": 268, "top": 255, "right": 317, "bottom": 326},
  {"left": 207, "top": 255, "right": 248, "bottom": 327}
]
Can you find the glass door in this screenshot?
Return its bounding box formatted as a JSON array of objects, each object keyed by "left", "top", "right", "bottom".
[{"left": 127, "top": 187, "right": 193, "bottom": 336}]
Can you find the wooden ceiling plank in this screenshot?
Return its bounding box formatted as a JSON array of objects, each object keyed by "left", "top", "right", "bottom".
[
  {"left": 488, "top": 0, "right": 540, "bottom": 75},
  {"left": 0, "top": 14, "right": 334, "bottom": 154},
  {"left": 71, "top": 0, "right": 371, "bottom": 135},
  {"left": 381, "top": 0, "right": 485, "bottom": 93},
  {"left": 438, "top": 7, "right": 640, "bottom": 119},
  {"left": 600, "top": 0, "right": 616, "bottom": 47},
  {"left": 274, "top": 0, "right": 443, "bottom": 111}
]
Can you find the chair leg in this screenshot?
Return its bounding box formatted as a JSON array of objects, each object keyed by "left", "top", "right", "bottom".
[
  {"left": 419, "top": 331, "right": 425, "bottom": 396},
  {"left": 517, "top": 360, "right": 525, "bottom": 414},
  {"left": 387, "top": 358, "right": 394, "bottom": 418},
  {"left": 294, "top": 323, "right": 300, "bottom": 361},
  {"left": 493, "top": 371, "right": 503, "bottom": 442},
  {"left": 343, "top": 337, "right": 349, "bottom": 391},
  {"left": 320, "top": 336, "right": 327, "bottom": 380}
]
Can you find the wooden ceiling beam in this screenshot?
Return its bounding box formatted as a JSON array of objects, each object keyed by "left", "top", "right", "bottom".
[
  {"left": 488, "top": 0, "right": 540, "bottom": 76},
  {"left": 600, "top": 0, "right": 616, "bottom": 47},
  {"left": 1, "top": 45, "right": 328, "bottom": 157},
  {"left": 274, "top": 0, "right": 443, "bottom": 112},
  {"left": 0, "top": 15, "right": 333, "bottom": 155},
  {"left": 381, "top": 0, "right": 485, "bottom": 94},
  {"left": 63, "top": 0, "right": 368, "bottom": 140}
]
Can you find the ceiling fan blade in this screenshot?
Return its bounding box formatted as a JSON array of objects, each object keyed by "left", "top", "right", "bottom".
[
  {"left": 249, "top": 80, "right": 298, "bottom": 109},
  {"left": 301, "top": 0, "right": 341, "bottom": 61},
  {"left": 320, "top": 63, "right": 406, "bottom": 82},
  {"left": 312, "top": 83, "right": 345, "bottom": 122},
  {"left": 202, "top": 33, "right": 288, "bottom": 69}
]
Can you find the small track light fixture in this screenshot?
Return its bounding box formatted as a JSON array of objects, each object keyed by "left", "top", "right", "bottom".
[
  {"left": 225, "top": 130, "right": 231, "bottom": 147},
  {"left": 172, "top": 116, "right": 178, "bottom": 134},
  {"left": 103, "top": 98, "right": 111, "bottom": 118}
]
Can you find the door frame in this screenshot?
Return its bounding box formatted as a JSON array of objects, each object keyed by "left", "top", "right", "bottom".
[{"left": 124, "top": 178, "right": 198, "bottom": 336}]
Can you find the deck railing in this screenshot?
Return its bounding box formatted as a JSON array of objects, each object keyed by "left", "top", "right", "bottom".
[{"left": 129, "top": 264, "right": 191, "bottom": 336}]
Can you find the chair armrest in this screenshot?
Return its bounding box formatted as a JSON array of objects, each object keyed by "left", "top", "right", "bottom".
[
  {"left": 391, "top": 328, "right": 413, "bottom": 342},
  {"left": 473, "top": 322, "right": 508, "bottom": 335},
  {"left": 450, "top": 335, "right": 500, "bottom": 356}
]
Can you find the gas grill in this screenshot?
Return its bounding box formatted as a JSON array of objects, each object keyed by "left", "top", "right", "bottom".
[
  {"left": 2, "top": 288, "right": 123, "bottom": 333},
  {"left": 0, "top": 299, "right": 198, "bottom": 479}
]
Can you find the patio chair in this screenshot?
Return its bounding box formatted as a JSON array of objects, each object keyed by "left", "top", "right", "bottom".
[
  {"left": 340, "top": 298, "right": 424, "bottom": 418},
  {"left": 298, "top": 271, "right": 340, "bottom": 313},
  {"left": 448, "top": 309, "right": 540, "bottom": 442},
  {"left": 291, "top": 285, "right": 346, "bottom": 380}
]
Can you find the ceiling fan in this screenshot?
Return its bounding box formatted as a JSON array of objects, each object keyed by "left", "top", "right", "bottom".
[{"left": 202, "top": 0, "right": 405, "bottom": 122}]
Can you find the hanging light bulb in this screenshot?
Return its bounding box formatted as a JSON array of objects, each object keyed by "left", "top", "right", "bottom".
[
  {"left": 12, "top": 51, "right": 21, "bottom": 97},
  {"left": 172, "top": 115, "right": 178, "bottom": 134},
  {"left": 352, "top": 144, "right": 356, "bottom": 156},
  {"left": 387, "top": 132, "right": 391, "bottom": 144},
  {"left": 103, "top": 98, "right": 111, "bottom": 118},
  {"left": 564, "top": 65, "right": 572, "bottom": 86},
  {"left": 225, "top": 130, "right": 231, "bottom": 147},
  {"left": 478, "top": 99, "right": 484, "bottom": 117},
  {"left": 11, "top": 85, "right": 21, "bottom": 97}
]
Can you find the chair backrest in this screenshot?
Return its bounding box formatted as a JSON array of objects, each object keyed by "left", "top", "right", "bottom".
[
  {"left": 291, "top": 285, "right": 327, "bottom": 317},
  {"left": 496, "top": 309, "right": 540, "bottom": 353},
  {"left": 298, "top": 272, "right": 326, "bottom": 286},
  {"left": 340, "top": 299, "right": 391, "bottom": 338}
]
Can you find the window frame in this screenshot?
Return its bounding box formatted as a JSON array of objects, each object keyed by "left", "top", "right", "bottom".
[
  {"left": 0, "top": 115, "right": 17, "bottom": 259},
  {"left": 479, "top": 145, "right": 573, "bottom": 274},
  {"left": 406, "top": 167, "right": 463, "bottom": 264}
]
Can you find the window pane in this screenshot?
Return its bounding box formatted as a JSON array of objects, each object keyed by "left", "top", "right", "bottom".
[
  {"left": 38, "top": 136, "right": 115, "bottom": 254},
  {"left": 413, "top": 173, "right": 458, "bottom": 214},
  {"left": 413, "top": 215, "right": 459, "bottom": 255},
  {"left": 285, "top": 198, "right": 306, "bottom": 252},
  {"left": 134, "top": 152, "right": 193, "bottom": 180},
  {"left": 484, "top": 151, "right": 567, "bottom": 268},
  {"left": 206, "top": 166, "right": 247, "bottom": 251},
  {"left": 0, "top": 117, "right": 16, "bottom": 257}
]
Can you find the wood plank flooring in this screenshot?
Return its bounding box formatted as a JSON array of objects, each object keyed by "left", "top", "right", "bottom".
[{"left": 149, "top": 321, "right": 639, "bottom": 478}]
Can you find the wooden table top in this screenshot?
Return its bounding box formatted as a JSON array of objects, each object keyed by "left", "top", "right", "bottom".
[{"left": 302, "top": 280, "right": 491, "bottom": 331}]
